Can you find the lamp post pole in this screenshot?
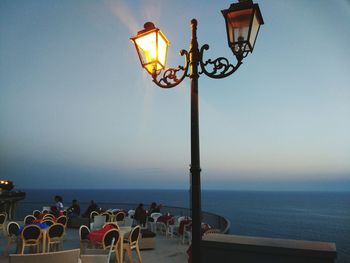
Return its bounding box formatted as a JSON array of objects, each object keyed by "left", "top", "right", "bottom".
[
  {"left": 130, "top": 3, "right": 264, "bottom": 263},
  {"left": 189, "top": 19, "right": 202, "bottom": 263}
]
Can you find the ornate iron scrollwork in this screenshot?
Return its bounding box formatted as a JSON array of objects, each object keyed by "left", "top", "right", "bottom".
[
  {"left": 152, "top": 49, "right": 190, "bottom": 89},
  {"left": 199, "top": 44, "right": 243, "bottom": 79}
]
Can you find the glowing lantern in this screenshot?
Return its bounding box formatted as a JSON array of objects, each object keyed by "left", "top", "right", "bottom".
[{"left": 130, "top": 22, "right": 170, "bottom": 75}]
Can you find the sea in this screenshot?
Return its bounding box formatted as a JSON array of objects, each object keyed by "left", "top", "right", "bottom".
[{"left": 15, "top": 189, "right": 350, "bottom": 263}]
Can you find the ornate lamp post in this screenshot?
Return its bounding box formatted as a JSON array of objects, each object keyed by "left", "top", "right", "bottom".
[{"left": 131, "top": 1, "right": 263, "bottom": 262}]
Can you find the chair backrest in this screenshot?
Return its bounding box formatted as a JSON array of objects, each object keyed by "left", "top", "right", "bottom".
[
  {"left": 43, "top": 213, "right": 55, "bottom": 220},
  {"left": 32, "top": 210, "right": 41, "bottom": 219},
  {"left": 57, "top": 215, "right": 67, "bottom": 226},
  {"left": 127, "top": 210, "right": 135, "bottom": 219},
  {"left": 115, "top": 212, "right": 126, "bottom": 221},
  {"left": 48, "top": 223, "right": 65, "bottom": 239},
  {"left": 9, "top": 249, "right": 80, "bottom": 263},
  {"left": 42, "top": 206, "right": 51, "bottom": 211},
  {"left": 93, "top": 215, "right": 106, "bottom": 229},
  {"left": 24, "top": 215, "right": 36, "bottom": 225},
  {"left": 151, "top": 212, "right": 162, "bottom": 221},
  {"left": 90, "top": 211, "right": 99, "bottom": 222},
  {"left": 7, "top": 221, "right": 20, "bottom": 237},
  {"left": 79, "top": 225, "right": 90, "bottom": 241},
  {"left": 128, "top": 225, "right": 141, "bottom": 246},
  {"left": 0, "top": 213, "right": 7, "bottom": 224},
  {"left": 102, "top": 229, "right": 120, "bottom": 250},
  {"left": 21, "top": 225, "right": 41, "bottom": 242}
]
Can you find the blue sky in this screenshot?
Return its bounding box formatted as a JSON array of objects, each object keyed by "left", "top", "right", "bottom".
[{"left": 1, "top": 0, "right": 349, "bottom": 190}]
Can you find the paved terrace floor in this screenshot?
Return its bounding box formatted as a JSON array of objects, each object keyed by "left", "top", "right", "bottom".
[{"left": 0, "top": 227, "right": 189, "bottom": 263}]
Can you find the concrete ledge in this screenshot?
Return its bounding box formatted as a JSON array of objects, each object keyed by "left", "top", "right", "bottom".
[{"left": 201, "top": 234, "right": 337, "bottom": 263}]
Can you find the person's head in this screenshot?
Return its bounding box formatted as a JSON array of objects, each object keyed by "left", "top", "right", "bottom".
[
  {"left": 72, "top": 199, "right": 78, "bottom": 204},
  {"left": 55, "top": 195, "right": 63, "bottom": 202},
  {"left": 151, "top": 202, "right": 157, "bottom": 207},
  {"left": 90, "top": 200, "right": 95, "bottom": 205},
  {"left": 138, "top": 203, "right": 143, "bottom": 208}
]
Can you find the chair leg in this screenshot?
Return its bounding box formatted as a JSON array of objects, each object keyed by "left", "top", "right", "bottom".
[
  {"left": 16, "top": 238, "right": 21, "bottom": 254},
  {"left": 115, "top": 250, "right": 119, "bottom": 263},
  {"left": 126, "top": 247, "right": 133, "bottom": 263},
  {"left": 136, "top": 246, "right": 142, "bottom": 263},
  {"left": 3, "top": 239, "right": 12, "bottom": 256}
]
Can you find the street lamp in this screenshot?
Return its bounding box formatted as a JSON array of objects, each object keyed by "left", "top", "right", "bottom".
[{"left": 130, "top": 1, "right": 263, "bottom": 263}]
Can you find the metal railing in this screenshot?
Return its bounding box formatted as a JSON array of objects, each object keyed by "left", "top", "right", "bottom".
[{"left": 15, "top": 201, "right": 230, "bottom": 233}]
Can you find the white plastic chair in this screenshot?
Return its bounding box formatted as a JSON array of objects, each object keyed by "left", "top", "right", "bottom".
[
  {"left": 178, "top": 217, "right": 192, "bottom": 244},
  {"left": 167, "top": 215, "right": 181, "bottom": 238},
  {"left": 127, "top": 210, "right": 135, "bottom": 219},
  {"left": 149, "top": 213, "right": 162, "bottom": 233}
]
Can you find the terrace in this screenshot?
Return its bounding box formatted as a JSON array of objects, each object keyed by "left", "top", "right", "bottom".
[
  {"left": 0, "top": 201, "right": 337, "bottom": 263},
  {"left": 0, "top": 203, "right": 229, "bottom": 263}
]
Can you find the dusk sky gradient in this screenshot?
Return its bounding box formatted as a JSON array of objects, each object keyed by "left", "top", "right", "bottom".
[{"left": 1, "top": 0, "right": 350, "bottom": 190}]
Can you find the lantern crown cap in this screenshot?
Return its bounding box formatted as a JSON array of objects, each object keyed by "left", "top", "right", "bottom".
[
  {"left": 222, "top": 1, "right": 264, "bottom": 25},
  {"left": 238, "top": 0, "right": 253, "bottom": 3},
  {"left": 144, "top": 22, "right": 155, "bottom": 31},
  {"left": 136, "top": 22, "right": 156, "bottom": 35}
]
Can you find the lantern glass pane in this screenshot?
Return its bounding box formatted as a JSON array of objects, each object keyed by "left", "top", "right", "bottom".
[
  {"left": 135, "top": 31, "right": 157, "bottom": 67},
  {"left": 249, "top": 11, "right": 260, "bottom": 50},
  {"left": 157, "top": 33, "right": 168, "bottom": 69},
  {"left": 227, "top": 8, "right": 253, "bottom": 44}
]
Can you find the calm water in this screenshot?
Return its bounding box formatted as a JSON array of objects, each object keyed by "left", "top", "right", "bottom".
[{"left": 17, "top": 189, "right": 350, "bottom": 263}]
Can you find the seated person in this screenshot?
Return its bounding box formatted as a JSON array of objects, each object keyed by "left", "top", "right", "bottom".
[
  {"left": 149, "top": 202, "right": 161, "bottom": 214},
  {"left": 51, "top": 195, "right": 64, "bottom": 217},
  {"left": 148, "top": 202, "right": 162, "bottom": 222},
  {"left": 82, "top": 200, "right": 98, "bottom": 218},
  {"left": 67, "top": 199, "right": 80, "bottom": 219}
]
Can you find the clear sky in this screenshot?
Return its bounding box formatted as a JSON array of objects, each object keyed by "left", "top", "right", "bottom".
[{"left": 1, "top": 0, "right": 349, "bottom": 191}]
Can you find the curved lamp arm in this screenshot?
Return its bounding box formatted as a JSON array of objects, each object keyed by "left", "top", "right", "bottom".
[
  {"left": 199, "top": 44, "right": 243, "bottom": 79},
  {"left": 152, "top": 49, "right": 190, "bottom": 89}
]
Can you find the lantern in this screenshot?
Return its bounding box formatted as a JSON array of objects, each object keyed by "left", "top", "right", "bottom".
[
  {"left": 130, "top": 22, "right": 170, "bottom": 75},
  {"left": 222, "top": 0, "right": 264, "bottom": 56}
]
